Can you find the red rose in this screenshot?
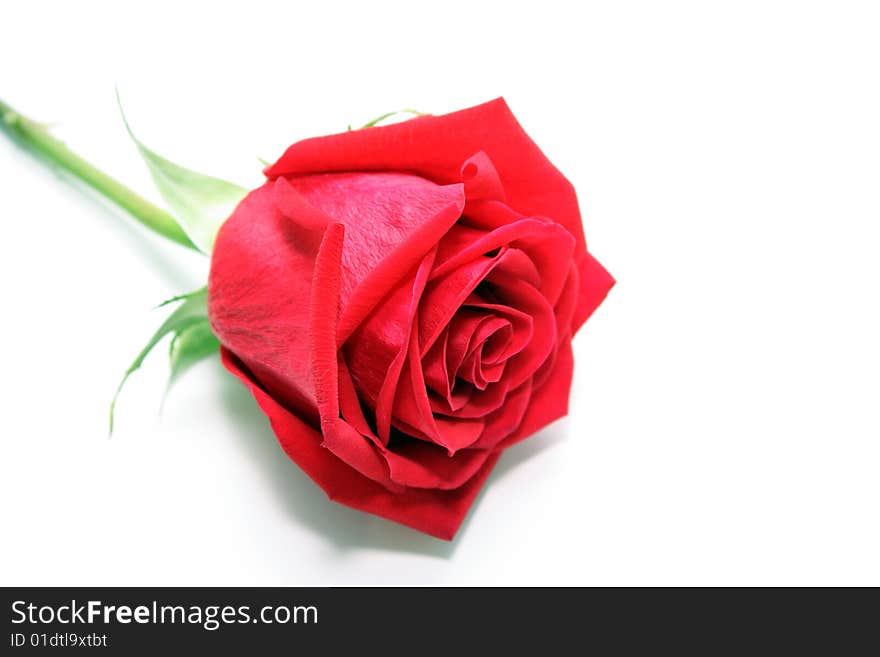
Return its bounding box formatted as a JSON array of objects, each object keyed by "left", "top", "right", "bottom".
[{"left": 207, "top": 98, "right": 614, "bottom": 539}]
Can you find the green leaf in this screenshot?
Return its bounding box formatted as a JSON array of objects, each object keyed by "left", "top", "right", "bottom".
[
  {"left": 359, "top": 108, "right": 426, "bottom": 129},
  {"left": 168, "top": 320, "right": 220, "bottom": 386},
  {"left": 110, "top": 287, "right": 216, "bottom": 433},
  {"left": 154, "top": 287, "right": 206, "bottom": 309},
  {"left": 116, "top": 90, "right": 248, "bottom": 253}
]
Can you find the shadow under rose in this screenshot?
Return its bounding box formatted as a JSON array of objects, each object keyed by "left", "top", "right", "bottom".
[{"left": 217, "top": 363, "right": 567, "bottom": 559}]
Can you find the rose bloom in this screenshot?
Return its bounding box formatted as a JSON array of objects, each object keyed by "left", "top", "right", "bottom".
[{"left": 208, "top": 99, "right": 614, "bottom": 539}]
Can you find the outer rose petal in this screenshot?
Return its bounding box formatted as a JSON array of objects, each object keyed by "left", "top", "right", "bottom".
[
  {"left": 499, "top": 338, "right": 575, "bottom": 449},
  {"left": 574, "top": 251, "right": 616, "bottom": 331},
  {"left": 263, "top": 98, "right": 605, "bottom": 327},
  {"left": 208, "top": 184, "right": 322, "bottom": 420},
  {"left": 220, "top": 348, "right": 499, "bottom": 540},
  {"left": 265, "top": 98, "right": 580, "bottom": 251}
]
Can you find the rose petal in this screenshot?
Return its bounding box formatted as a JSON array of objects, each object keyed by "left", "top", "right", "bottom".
[
  {"left": 432, "top": 216, "right": 574, "bottom": 306},
  {"left": 372, "top": 249, "right": 436, "bottom": 442},
  {"left": 499, "top": 339, "right": 575, "bottom": 449},
  {"left": 431, "top": 377, "right": 511, "bottom": 421},
  {"left": 417, "top": 251, "right": 504, "bottom": 354},
  {"left": 272, "top": 177, "right": 333, "bottom": 231},
  {"left": 441, "top": 310, "right": 491, "bottom": 380},
  {"left": 209, "top": 185, "right": 321, "bottom": 418},
  {"left": 392, "top": 307, "right": 486, "bottom": 454},
  {"left": 337, "top": 358, "right": 380, "bottom": 442},
  {"left": 459, "top": 318, "right": 509, "bottom": 389},
  {"left": 553, "top": 262, "right": 580, "bottom": 336},
  {"left": 422, "top": 329, "right": 452, "bottom": 397},
  {"left": 220, "top": 348, "right": 498, "bottom": 540},
  {"left": 265, "top": 97, "right": 588, "bottom": 278},
  {"left": 460, "top": 150, "right": 505, "bottom": 204},
  {"left": 281, "top": 171, "right": 465, "bottom": 345},
  {"left": 463, "top": 299, "right": 533, "bottom": 364},
  {"left": 484, "top": 270, "right": 557, "bottom": 389},
  {"left": 469, "top": 380, "right": 534, "bottom": 449},
  {"left": 304, "top": 222, "right": 400, "bottom": 491},
  {"left": 309, "top": 222, "right": 345, "bottom": 424},
  {"left": 573, "top": 250, "right": 616, "bottom": 331},
  {"left": 382, "top": 438, "right": 493, "bottom": 490}
]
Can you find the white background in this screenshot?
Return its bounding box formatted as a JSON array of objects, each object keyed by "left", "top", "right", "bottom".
[{"left": 1, "top": 1, "right": 878, "bottom": 586}]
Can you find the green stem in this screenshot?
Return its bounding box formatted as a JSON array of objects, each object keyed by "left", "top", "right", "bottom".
[{"left": 0, "top": 98, "right": 197, "bottom": 251}]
